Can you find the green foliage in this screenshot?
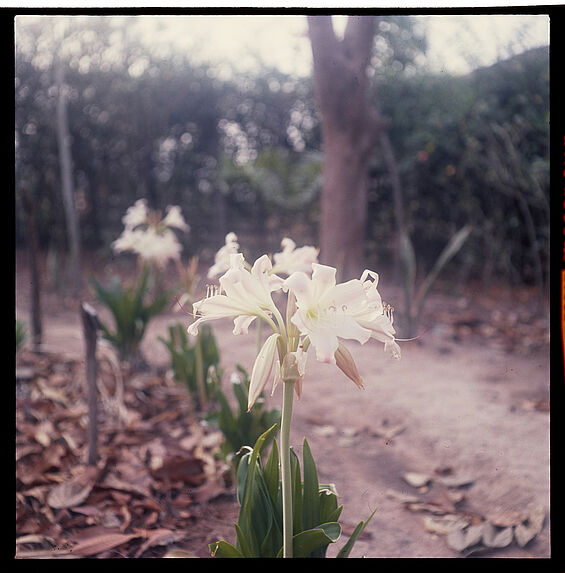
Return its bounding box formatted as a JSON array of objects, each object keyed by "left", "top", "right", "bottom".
[
  {"left": 210, "top": 425, "right": 375, "bottom": 558},
  {"left": 370, "top": 46, "right": 549, "bottom": 288},
  {"left": 16, "top": 319, "right": 27, "bottom": 351},
  {"left": 158, "top": 322, "right": 220, "bottom": 410},
  {"left": 93, "top": 267, "right": 170, "bottom": 365},
  {"left": 221, "top": 148, "right": 321, "bottom": 211},
  {"left": 209, "top": 365, "right": 281, "bottom": 467}
]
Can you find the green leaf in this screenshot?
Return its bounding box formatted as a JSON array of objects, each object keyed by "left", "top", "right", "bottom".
[
  {"left": 301, "top": 438, "right": 320, "bottom": 532},
  {"left": 319, "top": 487, "right": 342, "bottom": 524},
  {"left": 276, "top": 523, "right": 341, "bottom": 558},
  {"left": 237, "top": 425, "right": 279, "bottom": 556},
  {"left": 210, "top": 540, "right": 244, "bottom": 558},
  {"left": 336, "top": 507, "right": 377, "bottom": 558},
  {"left": 290, "top": 447, "right": 303, "bottom": 534},
  {"left": 233, "top": 523, "right": 254, "bottom": 558},
  {"left": 263, "top": 439, "right": 280, "bottom": 504}
]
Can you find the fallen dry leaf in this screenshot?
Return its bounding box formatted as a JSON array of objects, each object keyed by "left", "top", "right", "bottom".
[
  {"left": 446, "top": 523, "right": 484, "bottom": 552},
  {"left": 485, "top": 507, "right": 526, "bottom": 528},
  {"left": 35, "top": 378, "right": 69, "bottom": 405},
  {"left": 372, "top": 422, "right": 406, "bottom": 440},
  {"left": 402, "top": 472, "right": 432, "bottom": 488},
  {"left": 514, "top": 522, "right": 537, "bottom": 547},
  {"left": 101, "top": 471, "right": 154, "bottom": 498},
  {"left": 482, "top": 521, "right": 514, "bottom": 548},
  {"left": 514, "top": 505, "right": 546, "bottom": 547},
  {"left": 47, "top": 479, "right": 94, "bottom": 509},
  {"left": 133, "top": 528, "right": 186, "bottom": 558},
  {"left": 422, "top": 515, "right": 469, "bottom": 536},
  {"left": 526, "top": 505, "right": 546, "bottom": 534},
  {"left": 16, "top": 548, "right": 79, "bottom": 559},
  {"left": 152, "top": 454, "right": 207, "bottom": 485},
  {"left": 437, "top": 474, "right": 475, "bottom": 488},
  {"left": 163, "top": 548, "right": 199, "bottom": 558},
  {"left": 69, "top": 529, "right": 142, "bottom": 557},
  {"left": 385, "top": 488, "right": 419, "bottom": 503},
  {"left": 312, "top": 425, "right": 337, "bottom": 438}
]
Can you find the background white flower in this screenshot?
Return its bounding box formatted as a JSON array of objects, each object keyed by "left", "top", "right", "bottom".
[
  {"left": 162, "top": 205, "right": 190, "bottom": 232},
  {"left": 122, "top": 198, "right": 149, "bottom": 230},
  {"left": 272, "top": 237, "right": 319, "bottom": 276},
  {"left": 208, "top": 232, "right": 240, "bottom": 279},
  {"left": 112, "top": 200, "right": 189, "bottom": 268}
]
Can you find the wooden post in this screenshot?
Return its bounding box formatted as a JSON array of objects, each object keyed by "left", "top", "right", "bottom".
[{"left": 80, "top": 302, "right": 100, "bottom": 465}]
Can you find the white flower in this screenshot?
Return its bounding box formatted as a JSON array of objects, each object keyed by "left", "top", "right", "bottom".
[
  {"left": 122, "top": 198, "right": 148, "bottom": 230},
  {"left": 112, "top": 228, "right": 146, "bottom": 254},
  {"left": 189, "top": 253, "right": 284, "bottom": 337},
  {"left": 162, "top": 205, "right": 190, "bottom": 232},
  {"left": 283, "top": 263, "right": 400, "bottom": 364},
  {"left": 272, "top": 237, "right": 319, "bottom": 276},
  {"left": 136, "top": 227, "right": 182, "bottom": 266},
  {"left": 207, "top": 232, "right": 240, "bottom": 279},
  {"left": 113, "top": 200, "right": 188, "bottom": 267}
]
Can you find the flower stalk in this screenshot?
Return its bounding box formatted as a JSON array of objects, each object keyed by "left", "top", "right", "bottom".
[{"left": 280, "top": 378, "right": 295, "bottom": 558}]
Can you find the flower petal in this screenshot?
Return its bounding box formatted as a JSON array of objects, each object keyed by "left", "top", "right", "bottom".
[
  {"left": 307, "top": 327, "right": 339, "bottom": 364},
  {"left": 311, "top": 263, "right": 337, "bottom": 298},
  {"left": 233, "top": 315, "right": 257, "bottom": 335}
]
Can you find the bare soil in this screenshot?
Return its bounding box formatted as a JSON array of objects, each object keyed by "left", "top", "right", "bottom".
[{"left": 15, "top": 250, "right": 551, "bottom": 559}]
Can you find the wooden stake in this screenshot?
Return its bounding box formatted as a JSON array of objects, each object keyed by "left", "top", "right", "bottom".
[
  {"left": 21, "top": 188, "right": 42, "bottom": 351},
  {"left": 80, "top": 302, "right": 100, "bottom": 465}
]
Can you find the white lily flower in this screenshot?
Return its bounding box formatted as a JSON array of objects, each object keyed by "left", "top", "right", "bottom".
[
  {"left": 272, "top": 237, "right": 319, "bottom": 276},
  {"left": 162, "top": 205, "right": 190, "bottom": 232},
  {"left": 135, "top": 227, "right": 182, "bottom": 266},
  {"left": 122, "top": 198, "right": 148, "bottom": 230},
  {"left": 188, "top": 253, "right": 284, "bottom": 337},
  {"left": 207, "top": 232, "right": 240, "bottom": 279},
  {"left": 112, "top": 227, "right": 146, "bottom": 254},
  {"left": 113, "top": 200, "right": 188, "bottom": 267},
  {"left": 283, "top": 263, "right": 400, "bottom": 364}
]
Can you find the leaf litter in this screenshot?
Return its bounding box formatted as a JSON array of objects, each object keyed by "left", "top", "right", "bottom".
[
  {"left": 392, "top": 463, "right": 547, "bottom": 556},
  {"left": 15, "top": 349, "right": 234, "bottom": 558}
]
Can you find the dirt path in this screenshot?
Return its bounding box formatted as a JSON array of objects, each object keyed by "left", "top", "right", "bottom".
[{"left": 15, "top": 255, "right": 550, "bottom": 558}]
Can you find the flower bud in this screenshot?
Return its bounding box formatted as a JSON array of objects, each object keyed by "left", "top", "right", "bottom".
[
  {"left": 247, "top": 333, "right": 280, "bottom": 411},
  {"left": 334, "top": 342, "right": 364, "bottom": 388}
]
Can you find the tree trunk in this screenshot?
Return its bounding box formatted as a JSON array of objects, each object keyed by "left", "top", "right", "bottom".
[{"left": 308, "top": 15, "right": 379, "bottom": 280}]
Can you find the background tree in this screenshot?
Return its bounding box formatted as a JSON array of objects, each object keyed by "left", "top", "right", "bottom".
[{"left": 307, "top": 15, "right": 380, "bottom": 280}]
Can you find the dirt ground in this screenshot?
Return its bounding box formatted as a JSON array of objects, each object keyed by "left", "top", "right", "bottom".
[{"left": 15, "top": 250, "right": 552, "bottom": 559}]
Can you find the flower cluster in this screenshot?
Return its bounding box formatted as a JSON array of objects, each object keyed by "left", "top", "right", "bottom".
[
  {"left": 112, "top": 199, "right": 190, "bottom": 267},
  {"left": 189, "top": 236, "right": 400, "bottom": 411}
]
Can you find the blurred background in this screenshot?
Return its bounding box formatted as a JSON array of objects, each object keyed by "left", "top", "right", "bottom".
[{"left": 14, "top": 13, "right": 550, "bottom": 327}]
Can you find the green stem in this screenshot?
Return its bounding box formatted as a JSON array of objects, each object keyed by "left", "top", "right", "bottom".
[
  {"left": 194, "top": 333, "right": 207, "bottom": 410},
  {"left": 280, "top": 379, "right": 295, "bottom": 558}
]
